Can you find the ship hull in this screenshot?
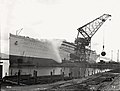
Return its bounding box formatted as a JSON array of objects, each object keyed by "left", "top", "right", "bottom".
[
  {"left": 9, "top": 33, "right": 98, "bottom": 68},
  {"left": 9, "top": 55, "right": 59, "bottom": 67}
]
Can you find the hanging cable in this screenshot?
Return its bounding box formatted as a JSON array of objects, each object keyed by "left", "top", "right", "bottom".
[
  {"left": 101, "top": 29, "right": 106, "bottom": 56},
  {"left": 103, "top": 29, "right": 105, "bottom": 51}
]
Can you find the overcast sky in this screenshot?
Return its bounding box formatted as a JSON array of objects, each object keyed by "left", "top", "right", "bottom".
[{"left": 1, "top": 0, "right": 120, "bottom": 61}]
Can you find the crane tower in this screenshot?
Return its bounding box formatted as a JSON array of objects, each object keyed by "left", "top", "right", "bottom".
[{"left": 75, "top": 14, "right": 111, "bottom": 61}]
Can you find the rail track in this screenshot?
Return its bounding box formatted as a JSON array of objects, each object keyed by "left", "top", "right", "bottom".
[{"left": 45, "top": 71, "right": 119, "bottom": 91}]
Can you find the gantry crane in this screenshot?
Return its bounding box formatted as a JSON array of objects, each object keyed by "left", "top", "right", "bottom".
[{"left": 74, "top": 14, "right": 111, "bottom": 61}]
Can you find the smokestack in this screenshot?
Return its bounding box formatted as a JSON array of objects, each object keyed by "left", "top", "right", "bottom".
[
  {"left": 117, "top": 50, "right": 119, "bottom": 62},
  {"left": 111, "top": 50, "right": 113, "bottom": 62}
]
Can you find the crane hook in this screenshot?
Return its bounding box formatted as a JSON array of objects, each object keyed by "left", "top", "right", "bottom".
[{"left": 101, "top": 45, "right": 106, "bottom": 56}]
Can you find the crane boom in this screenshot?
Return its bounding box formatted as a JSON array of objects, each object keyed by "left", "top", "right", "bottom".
[{"left": 77, "top": 14, "right": 111, "bottom": 40}]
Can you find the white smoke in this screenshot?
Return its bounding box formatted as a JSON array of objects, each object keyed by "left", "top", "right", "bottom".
[
  {"left": 40, "top": 39, "right": 63, "bottom": 63},
  {"left": 49, "top": 39, "right": 63, "bottom": 63}
]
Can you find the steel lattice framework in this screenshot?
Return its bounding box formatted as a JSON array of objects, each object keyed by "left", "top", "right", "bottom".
[
  {"left": 77, "top": 14, "right": 111, "bottom": 40},
  {"left": 75, "top": 14, "right": 111, "bottom": 61}
]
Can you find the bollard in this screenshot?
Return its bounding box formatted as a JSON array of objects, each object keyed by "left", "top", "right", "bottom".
[
  {"left": 33, "top": 70, "right": 37, "bottom": 84},
  {"left": 50, "top": 71, "right": 53, "bottom": 76},
  {"left": 17, "top": 70, "right": 21, "bottom": 85},
  {"left": 62, "top": 72, "right": 64, "bottom": 80},
  {"left": 50, "top": 71, "right": 53, "bottom": 83}
]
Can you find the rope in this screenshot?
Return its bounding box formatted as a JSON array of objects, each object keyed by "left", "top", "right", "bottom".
[{"left": 103, "top": 29, "right": 105, "bottom": 51}]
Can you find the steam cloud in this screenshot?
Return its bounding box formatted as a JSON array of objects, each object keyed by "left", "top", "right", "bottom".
[
  {"left": 49, "top": 40, "right": 63, "bottom": 63},
  {"left": 41, "top": 39, "right": 63, "bottom": 63}
]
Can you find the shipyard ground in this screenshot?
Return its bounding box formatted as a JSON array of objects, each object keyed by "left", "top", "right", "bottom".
[
  {"left": 1, "top": 68, "right": 120, "bottom": 91},
  {"left": 59, "top": 61, "right": 120, "bottom": 69}
]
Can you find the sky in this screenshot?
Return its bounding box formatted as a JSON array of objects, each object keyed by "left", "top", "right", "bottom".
[{"left": 1, "top": 0, "right": 120, "bottom": 61}]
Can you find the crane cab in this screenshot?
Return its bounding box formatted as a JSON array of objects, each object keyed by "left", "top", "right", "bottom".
[{"left": 75, "top": 37, "right": 90, "bottom": 46}]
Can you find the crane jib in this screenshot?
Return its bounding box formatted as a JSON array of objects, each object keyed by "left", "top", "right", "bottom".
[{"left": 74, "top": 14, "right": 111, "bottom": 61}]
